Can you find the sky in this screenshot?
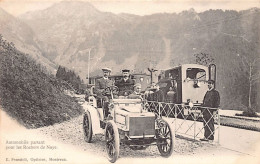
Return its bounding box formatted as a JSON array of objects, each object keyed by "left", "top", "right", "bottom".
[{"left": 0, "top": 0, "right": 259, "bottom": 16}]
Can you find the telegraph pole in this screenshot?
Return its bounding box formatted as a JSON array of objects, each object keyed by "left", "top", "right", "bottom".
[
  {"left": 88, "top": 49, "right": 91, "bottom": 84},
  {"left": 148, "top": 68, "right": 158, "bottom": 84}
]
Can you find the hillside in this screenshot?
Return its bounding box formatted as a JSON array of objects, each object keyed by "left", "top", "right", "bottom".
[
  {"left": 18, "top": 2, "right": 260, "bottom": 111},
  {"left": 0, "top": 7, "right": 57, "bottom": 73},
  {"left": 0, "top": 1, "right": 257, "bottom": 111},
  {"left": 0, "top": 36, "right": 83, "bottom": 128}
]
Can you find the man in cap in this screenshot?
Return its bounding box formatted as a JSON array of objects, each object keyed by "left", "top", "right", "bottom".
[
  {"left": 115, "top": 69, "right": 135, "bottom": 96},
  {"left": 128, "top": 83, "right": 142, "bottom": 99},
  {"left": 200, "top": 80, "right": 220, "bottom": 141},
  {"left": 94, "top": 67, "right": 114, "bottom": 118},
  {"left": 150, "top": 83, "right": 165, "bottom": 102}
]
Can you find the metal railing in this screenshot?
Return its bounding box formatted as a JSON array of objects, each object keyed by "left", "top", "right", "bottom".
[{"left": 145, "top": 101, "right": 220, "bottom": 143}]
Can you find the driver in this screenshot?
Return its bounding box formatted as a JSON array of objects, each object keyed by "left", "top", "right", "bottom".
[
  {"left": 94, "top": 68, "right": 113, "bottom": 118},
  {"left": 115, "top": 69, "right": 135, "bottom": 96}
]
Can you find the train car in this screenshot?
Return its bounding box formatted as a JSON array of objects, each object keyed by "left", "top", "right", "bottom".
[{"left": 156, "top": 63, "right": 216, "bottom": 106}]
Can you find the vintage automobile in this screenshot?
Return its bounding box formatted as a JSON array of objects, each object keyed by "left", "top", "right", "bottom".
[{"left": 82, "top": 86, "right": 175, "bottom": 163}]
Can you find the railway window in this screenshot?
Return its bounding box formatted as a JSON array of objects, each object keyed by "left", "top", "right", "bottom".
[{"left": 186, "top": 68, "right": 206, "bottom": 80}]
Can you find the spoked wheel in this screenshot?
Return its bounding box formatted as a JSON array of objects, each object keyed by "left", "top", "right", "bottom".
[
  {"left": 83, "top": 111, "right": 92, "bottom": 143},
  {"left": 156, "top": 119, "right": 174, "bottom": 157},
  {"left": 105, "top": 120, "right": 120, "bottom": 163}
]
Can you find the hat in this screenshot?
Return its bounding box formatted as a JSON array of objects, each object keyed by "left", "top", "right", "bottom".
[
  {"left": 122, "top": 69, "right": 130, "bottom": 72},
  {"left": 208, "top": 80, "right": 215, "bottom": 84},
  {"left": 134, "top": 83, "right": 141, "bottom": 88},
  {"left": 102, "top": 67, "right": 111, "bottom": 72}
]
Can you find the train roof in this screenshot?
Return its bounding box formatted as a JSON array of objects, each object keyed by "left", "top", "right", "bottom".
[{"left": 161, "top": 64, "right": 208, "bottom": 71}]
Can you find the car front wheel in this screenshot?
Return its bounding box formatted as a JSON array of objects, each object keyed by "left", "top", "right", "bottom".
[{"left": 83, "top": 111, "right": 93, "bottom": 143}]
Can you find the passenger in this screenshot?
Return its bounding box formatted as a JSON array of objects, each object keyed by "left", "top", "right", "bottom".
[
  {"left": 166, "top": 87, "right": 176, "bottom": 103},
  {"left": 166, "top": 78, "right": 177, "bottom": 103},
  {"left": 115, "top": 69, "right": 135, "bottom": 96},
  {"left": 128, "top": 83, "right": 142, "bottom": 99},
  {"left": 94, "top": 67, "right": 113, "bottom": 118},
  {"left": 149, "top": 84, "right": 165, "bottom": 102}
]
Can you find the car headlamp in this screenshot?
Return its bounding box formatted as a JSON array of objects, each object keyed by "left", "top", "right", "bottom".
[{"left": 156, "top": 119, "right": 165, "bottom": 128}]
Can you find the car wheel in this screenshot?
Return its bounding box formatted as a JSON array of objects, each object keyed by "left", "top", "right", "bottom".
[
  {"left": 156, "top": 119, "right": 175, "bottom": 157},
  {"left": 105, "top": 120, "right": 120, "bottom": 163},
  {"left": 83, "top": 111, "right": 92, "bottom": 143}
]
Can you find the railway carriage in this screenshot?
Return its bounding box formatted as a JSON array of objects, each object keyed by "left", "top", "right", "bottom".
[
  {"left": 147, "top": 64, "right": 216, "bottom": 118},
  {"left": 157, "top": 64, "right": 216, "bottom": 105}
]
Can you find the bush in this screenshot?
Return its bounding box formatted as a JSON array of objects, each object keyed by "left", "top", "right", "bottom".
[
  {"left": 235, "top": 107, "right": 259, "bottom": 117},
  {"left": 0, "top": 35, "right": 84, "bottom": 128}
]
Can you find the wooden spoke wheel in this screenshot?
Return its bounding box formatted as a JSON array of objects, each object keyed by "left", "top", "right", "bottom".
[
  {"left": 156, "top": 119, "right": 174, "bottom": 157},
  {"left": 105, "top": 121, "right": 120, "bottom": 163},
  {"left": 83, "top": 111, "right": 92, "bottom": 143}
]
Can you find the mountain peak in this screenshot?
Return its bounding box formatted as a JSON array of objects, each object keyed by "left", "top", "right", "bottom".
[
  {"left": 188, "top": 8, "right": 196, "bottom": 13},
  {"left": 21, "top": 0, "right": 101, "bottom": 20},
  {"left": 180, "top": 8, "right": 197, "bottom": 16},
  {"left": 49, "top": 0, "right": 100, "bottom": 15}
]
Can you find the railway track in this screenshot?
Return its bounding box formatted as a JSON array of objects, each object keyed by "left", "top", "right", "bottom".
[
  {"left": 219, "top": 115, "right": 260, "bottom": 132},
  {"left": 166, "top": 114, "right": 260, "bottom": 132}
]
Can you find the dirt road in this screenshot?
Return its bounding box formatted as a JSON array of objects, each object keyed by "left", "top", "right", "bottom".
[
  {"left": 1, "top": 110, "right": 259, "bottom": 164},
  {"left": 33, "top": 114, "right": 259, "bottom": 161}
]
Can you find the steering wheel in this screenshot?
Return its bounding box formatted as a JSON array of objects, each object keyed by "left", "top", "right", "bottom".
[
  {"left": 121, "top": 90, "right": 134, "bottom": 96},
  {"left": 102, "top": 86, "right": 119, "bottom": 96}
]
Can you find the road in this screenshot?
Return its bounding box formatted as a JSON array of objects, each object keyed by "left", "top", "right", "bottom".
[
  {"left": 1, "top": 110, "right": 260, "bottom": 164},
  {"left": 167, "top": 117, "right": 260, "bottom": 157}
]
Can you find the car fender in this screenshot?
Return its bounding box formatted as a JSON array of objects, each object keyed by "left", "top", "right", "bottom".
[{"left": 82, "top": 103, "right": 103, "bottom": 135}]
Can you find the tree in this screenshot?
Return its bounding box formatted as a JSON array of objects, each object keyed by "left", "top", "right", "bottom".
[
  {"left": 194, "top": 53, "right": 215, "bottom": 66},
  {"left": 55, "top": 65, "right": 86, "bottom": 93},
  {"left": 239, "top": 54, "right": 260, "bottom": 112},
  {"left": 56, "top": 66, "right": 66, "bottom": 80}
]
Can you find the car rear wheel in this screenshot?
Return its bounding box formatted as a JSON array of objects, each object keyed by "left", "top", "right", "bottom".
[
  {"left": 105, "top": 120, "right": 120, "bottom": 163},
  {"left": 156, "top": 119, "right": 174, "bottom": 157},
  {"left": 83, "top": 111, "right": 92, "bottom": 143}
]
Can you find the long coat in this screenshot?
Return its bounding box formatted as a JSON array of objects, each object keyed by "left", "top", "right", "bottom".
[
  {"left": 115, "top": 78, "right": 135, "bottom": 96},
  {"left": 201, "top": 88, "right": 220, "bottom": 140},
  {"left": 202, "top": 89, "right": 220, "bottom": 108},
  {"left": 94, "top": 77, "right": 113, "bottom": 96}
]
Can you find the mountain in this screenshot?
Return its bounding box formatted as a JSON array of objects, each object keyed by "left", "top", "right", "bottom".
[
  {"left": 0, "top": 7, "right": 57, "bottom": 73},
  {"left": 4, "top": 1, "right": 260, "bottom": 111},
  {"left": 19, "top": 1, "right": 135, "bottom": 76}
]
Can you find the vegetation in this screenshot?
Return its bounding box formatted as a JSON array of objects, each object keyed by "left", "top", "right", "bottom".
[
  {"left": 194, "top": 53, "right": 215, "bottom": 66},
  {"left": 56, "top": 65, "right": 86, "bottom": 94},
  {"left": 0, "top": 35, "right": 83, "bottom": 128},
  {"left": 235, "top": 107, "right": 259, "bottom": 117}
]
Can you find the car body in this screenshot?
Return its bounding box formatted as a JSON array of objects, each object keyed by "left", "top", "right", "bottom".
[{"left": 82, "top": 86, "right": 175, "bottom": 163}]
